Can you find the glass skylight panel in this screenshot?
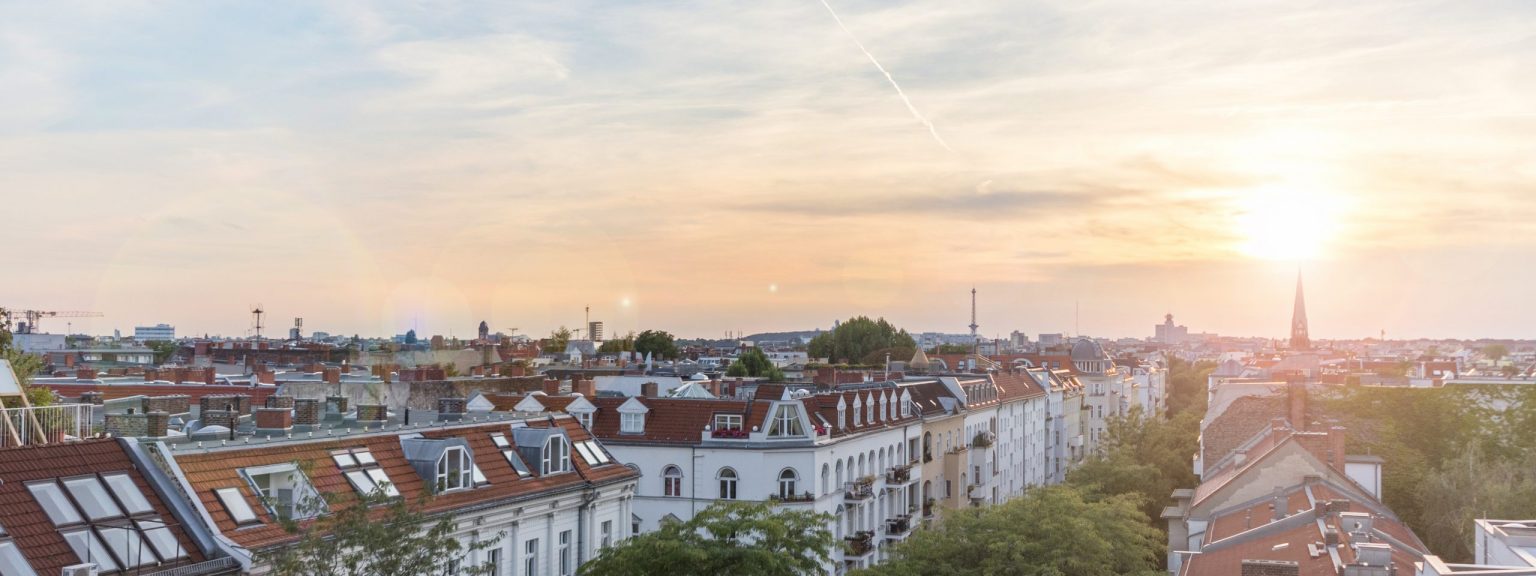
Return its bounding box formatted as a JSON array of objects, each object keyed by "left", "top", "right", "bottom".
[
  {"left": 215, "top": 488, "right": 258, "bottom": 525},
  {"left": 353, "top": 450, "right": 377, "bottom": 466},
  {"left": 583, "top": 441, "right": 611, "bottom": 464},
  {"left": 137, "top": 519, "right": 188, "bottom": 561},
  {"left": 102, "top": 473, "right": 154, "bottom": 516},
  {"left": 27, "top": 481, "right": 82, "bottom": 526},
  {"left": 504, "top": 451, "right": 532, "bottom": 478},
  {"left": 331, "top": 451, "right": 358, "bottom": 468},
  {"left": 61, "top": 528, "right": 119, "bottom": 572},
  {"left": 471, "top": 465, "right": 488, "bottom": 486},
  {"left": 98, "top": 526, "right": 155, "bottom": 568},
  {"left": 491, "top": 433, "right": 510, "bottom": 448},
  {"left": 0, "top": 540, "right": 37, "bottom": 576},
  {"left": 573, "top": 441, "right": 597, "bottom": 466},
  {"left": 365, "top": 468, "right": 399, "bottom": 497},
  {"left": 344, "top": 470, "right": 377, "bottom": 495},
  {"left": 62, "top": 476, "right": 123, "bottom": 522}
]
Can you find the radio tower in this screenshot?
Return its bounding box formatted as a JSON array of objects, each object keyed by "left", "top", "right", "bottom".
[
  {"left": 968, "top": 287, "right": 979, "bottom": 338},
  {"left": 251, "top": 304, "right": 265, "bottom": 339}
]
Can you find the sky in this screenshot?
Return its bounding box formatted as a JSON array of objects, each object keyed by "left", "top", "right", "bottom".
[{"left": 1, "top": 0, "right": 1533, "bottom": 341}]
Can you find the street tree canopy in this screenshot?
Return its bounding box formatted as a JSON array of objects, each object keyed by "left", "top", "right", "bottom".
[
  {"left": 264, "top": 487, "right": 498, "bottom": 576},
  {"left": 580, "top": 501, "right": 834, "bottom": 576},
  {"left": 634, "top": 330, "right": 679, "bottom": 360},
  {"left": 860, "top": 485, "right": 1163, "bottom": 576},
  {"left": 807, "top": 317, "right": 915, "bottom": 365},
  {"left": 725, "top": 348, "right": 784, "bottom": 381}
]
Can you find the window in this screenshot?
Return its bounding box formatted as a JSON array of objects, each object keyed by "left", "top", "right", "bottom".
[
  {"left": 102, "top": 473, "right": 154, "bottom": 517},
  {"left": 601, "top": 520, "right": 613, "bottom": 549},
  {"left": 524, "top": 538, "right": 539, "bottom": 575},
  {"left": 60, "top": 528, "right": 119, "bottom": 572},
  {"left": 837, "top": 403, "right": 846, "bottom": 429},
  {"left": 714, "top": 414, "right": 742, "bottom": 430},
  {"left": 98, "top": 525, "right": 155, "bottom": 568},
  {"left": 437, "top": 447, "right": 474, "bottom": 492},
  {"left": 28, "top": 481, "right": 82, "bottom": 526},
  {"left": 581, "top": 441, "right": 611, "bottom": 464},
  {"left": 215, "top": 487, "right": 259, "bottom": 525},
  {"left": 621, "top": 412, "right": 645, "bottom": 433},
  {"left": 766, "top": 404, "right": 804, "bottom": 438},
  {"left": 492, "top": 433, "right": 533, "bottom": 478},
  {"left": 632, "top": 515, "right": 641, "bottom": 536},
  {"left": 137, "top": 519, "right": 188, "bottom": 561},
  {"left": 0, "top": 540, "right": 36, "bottom": 576},
  {"left": 244, "top": 463, "right": 324, "bottom": 520},
  {"left": 542, "top": 436, "right": 571, "bottom": 475},
  {"left": 663, "top": 465, "right": 683, "bottom": 497},
  {"left": 335, "top": 448, "right": 399, "bottom": 498},
  {"left": 778, "top": 468, "right": 798, "bottom": 499},
  {"left": 487, "top": 548, "right": 501, "bottom": 576},
  {"left": 558, "top": 530, "right": 572, "bottom": 575},
  {"left": 717, "top": 468, "right": 737, "bottom": 500},
  {"left": 821, "top": 464, "right": 830, "bottom": 495}
]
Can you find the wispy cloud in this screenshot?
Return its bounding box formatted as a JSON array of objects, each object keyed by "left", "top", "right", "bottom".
[{"left": 815, "top": 0, "right": 952, "bottom": 151}]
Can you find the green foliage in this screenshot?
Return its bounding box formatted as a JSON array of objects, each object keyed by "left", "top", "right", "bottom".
[
  {"left": 1164, "top": 357, "right": 1215, "bottom": 417},
  {"left": 147, "top": 340, "right": 179, "bottom": 364},
  {"left": 1483, "top": 344, "right": 1509, "bottom": 362},
  {"left": 1414, "top": 444, "right": 1536, "bottom": 562},
  {"left": 580, "top": 501, "right": 834, "bottom": 576},
  {"left": 1375, "top": 361, "right": 1412, "bottom": 378},
  {"left": 634, "top": 330, "right": 679, "bottom": 360},
  {"left": 807, "top": 317, "right": 915, "bottom": 365},
  {"left": 264, "top": 487, "right": 499, "bottom": 576},
  {"left": 726, "top": 348, "right": 784, "bottom": 381},
  {"left": 862, "top": 485, "right": 1163, "bottom": 576},
  {"left": 0, "top": 308, "right": 50, "bottom": 406},
  {"left": 929, "top": 344, "right": 971, "bottom": 355},
  {"left": 1067, "top": 407, "right": 1200, "bottom": 526},
  {"left": 547, "top": 326, "right": 573, "bottom": 357},
  {"left": 859, "top": 346, "right": 916, "bottom": 367},
  {"left": 599, "top": 332, "right": 636, "bottom": 354}
]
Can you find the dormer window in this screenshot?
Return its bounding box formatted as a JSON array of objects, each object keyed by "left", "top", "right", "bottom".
[
  {"left": 621, "top": 413, "right": 644, "bottom": 433},
  {"left": 542, "top": 436, "right": 571, "bottom": 475},
  {"left": 436, "top": 446, "right": 474, "bottom": 492},
  {"left": 767, "top": 404, "right": 805, "bottom": 438},
  {"left": 714, "top": 414, "right": 742, "bottom": 431},
  {"left": 242, "top": 463, "right": 325, "bottom": 520}
]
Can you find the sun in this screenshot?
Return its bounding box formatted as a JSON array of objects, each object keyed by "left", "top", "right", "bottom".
[{"left": 1232, "top": 185, "right": 1339, "bottom": 261}]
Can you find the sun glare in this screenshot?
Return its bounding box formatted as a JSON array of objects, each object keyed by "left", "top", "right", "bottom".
[{"left": 1233, "top": 185, "right": 1339, "bottom": 261}]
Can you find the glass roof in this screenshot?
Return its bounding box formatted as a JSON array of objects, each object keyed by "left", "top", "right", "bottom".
[
  {"left": 215, "top": 488, "right": 258, "bottom": 525},
  {"left": 27, "top": 481, "right": 82, "bottom": 527},
  {"left": 0, "top": 541, "right": 38, "bottom": 576},
  {"left": 102, "top": 473, "right": 155, "bottom": 517}
]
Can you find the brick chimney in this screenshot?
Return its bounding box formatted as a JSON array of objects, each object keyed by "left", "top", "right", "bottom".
[
  {"left": 1327, "top": 426, "right": 1347, "bottom": 471},
  {"left": 707, "top": 379, "right": 721, "bottom": 398},
  {"left": 293, "top": 398, "right": 321, "bottom": 426},
  {"left": 322, "top": 367, "right": 341, "bottom": 385},
  {"left": 1287, "top": 380, "right": 1307, "bottom": 431},
  {"left": 146, "top": 411, "right": 170, "bottom": 437},
  {"left": 265, "top": 395, "right": 296, "bottom": 409},
  {"left": 575, "top": 378, "right": 596, "bottom": 397},
  {"left": 255, "top": 407, "right": 293, "bottom": 431},
  {"left": 356, "top": 404, "right": 388, "bottom": 422},
  {"left": 543, "top": 377, "right": 561, "bottom": 396},
  {"left": 641, "top": 382, "right": 658, "bottom": 398},
  {"left": 1241, "top": 560, "right": 1300, "bottom": 576},
  {"left": 76, "top": 368, "right": 98, "bottom": 380},
  {"left": 79, "top": 391, "right": 104, "bottom": 405}
]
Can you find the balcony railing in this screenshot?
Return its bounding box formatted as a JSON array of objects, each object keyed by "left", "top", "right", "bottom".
[
  {"left": 769, "top": 491, "right": 816, "bottom": 503},
  {"left": 886, "top": 463, "right": 914, "bottom": 485},
  {"left": 0, "top": 404, "right": 95, "bottom": 448},
  {"left": 844, "top": 478, "right": 874, "bottom": 501},
  {"left": 885, "top": 515, "right": 914, "bottom": 538},
  {"left": 710, "top": 427, "right": 748, "bottom": 439},
  {"left": 844, "top": 531, "right": 875, "bottom": 557}
]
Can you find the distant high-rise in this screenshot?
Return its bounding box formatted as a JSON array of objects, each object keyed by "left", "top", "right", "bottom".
[
  {"left": 1290, "top": 271, "right": 1310, "bottom": 350},
  {"left": 478, "top": 320, "right": 489, "bottom": 341},
  {"left": 588, "top": 321, "right": 605, "bottom": 342}
]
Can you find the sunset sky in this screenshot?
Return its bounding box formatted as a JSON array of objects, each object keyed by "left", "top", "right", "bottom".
[{"left": 2, "top": 0, "right": 1533, "bottom": 340}]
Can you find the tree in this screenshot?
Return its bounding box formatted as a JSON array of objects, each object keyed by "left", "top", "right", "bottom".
[
  {"left": 633, "top": 330, "right": 679, "bottom": 360},
  {"left": 147, "top": 340, "right": 179, "bottom": 364},
  {"left": 1414, "top": 444, "right": 1536, "bottom": 562},
  {"left": 264, "top": 486, "right": 498, "bottom": 576},
  {"left": 725, "top": 348, "right": 784, "bottom": 381},
  {"left": 1067, "top": 408, "right": 1200, "bottom": 525},
  {"left": 861, "top": 485, "right": 1163, "bottom": 576},
  {"left": 806, "top": 317, "right": 915, "bottom": 365},
  {"left": 1164, "top": 358, "right": 1215, "bottom": 417},
  {"left": 929, "top": 344, "right": 971, "bottom": 355},
  {"left": 580, "top": 501, "right": 834, "bottom": 576},
  {"left": 0, "top": 308, "right": 51, "bottom": 406},
  {"left": 599, "top": 332, "right": 637, "bottom": 354},
  {"left": 1484, "top": 344, "right": 1510, "bottom": 362},
  {"left": 547, "top": 326, "right": 573, "bottom": 357}
]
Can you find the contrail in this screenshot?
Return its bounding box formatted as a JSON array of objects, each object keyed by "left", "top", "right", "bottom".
[{"left": 816, "top": 0, "right": 952, "bottom": 152}]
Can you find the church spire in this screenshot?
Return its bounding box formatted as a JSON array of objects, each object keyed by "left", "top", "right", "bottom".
[{"left": 1290, "top": 270, "right": 1310, "bottom": 350}]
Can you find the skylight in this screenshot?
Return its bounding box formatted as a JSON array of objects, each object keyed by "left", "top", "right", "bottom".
[
  {"left": 365, "top": 468, "right": 399, "bottom": 497},
  {"left": 215, "top": 487, "right": 259, "bottom": 525},
  {"left": 27, "top": 481, "right": 82, "bottom": 527},
  {"left": 573, "top": 441, "right": 597, "bottom": 466},
  {"left": 62, "top": 476, "right": 124, "bottom": 522},
  {"left": 0, "top": 540, "right": 37, "bottom": 576},
  {"left": 102, "top": 473, "right": 154, "bottom": 516},
  {"left": 582, "top": 441, "right": 611, "bottom": 464},
  {"left": 60, "top": 528, "right": 119, "bottom": 572},
  {"left": 137, "top": 519, "right": 189, "bottom": 561},
  {"left": 492, "top": 432, "right": 531, "bottom": 478},
  {"left": 335, "top": 447, "right": 397, "bottom": 499},
  {"left": 98, "top": 526, "right": 156, "bottom": 568}
]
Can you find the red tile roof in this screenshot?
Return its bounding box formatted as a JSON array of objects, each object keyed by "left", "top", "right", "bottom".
[
  {"left": 38, "top": 383, "right": 279, "bottom": 405},
  {"left": 0, "top": 439, "right": 207, "bottom": 574},
  {"left": 587, "top": 397, "right": 748, "bottom": 444},
  {"left": 172, "top": 417, "right": 636, "bottom": 550}
]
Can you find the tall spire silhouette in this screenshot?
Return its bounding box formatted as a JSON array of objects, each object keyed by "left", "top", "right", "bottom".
[{"left": 1290, "top": 270, "right": 1310, "bottom": 350}]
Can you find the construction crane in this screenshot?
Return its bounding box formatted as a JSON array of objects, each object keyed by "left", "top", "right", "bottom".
[{"left": 0, "top": 309, "right": 103, "bottom": 334}]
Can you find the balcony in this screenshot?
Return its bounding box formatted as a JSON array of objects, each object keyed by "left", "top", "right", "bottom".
[
  {"left": 884, "top": 515, "right": 915, "bottom": 540},
  {"left": 886, "top": 463, "right": 916, "bottom": 486},
  {"left": 844, "top": 530, "right": 876, "bottom": 560},
  {"left": 769, "top": 491, "right": 816, "bottom": 503},
  {"left": 844, "top": 477, "right": 875, "bottom": 501},
  {"left": 0, "top": 404, "right": 95, "bottom": 448},
  {"left": 710, "top": 427, "right": 748, "bottom": 439}
]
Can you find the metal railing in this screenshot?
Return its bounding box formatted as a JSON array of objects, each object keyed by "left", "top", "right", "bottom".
[
  {"left": 144, "top": 557, "right": 241, "bottom": 576},
  {"left": 0, "top": 404, "right": 94, "bottom": 448}
]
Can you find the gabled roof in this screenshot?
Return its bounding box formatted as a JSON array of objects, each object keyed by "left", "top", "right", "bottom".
[{"left": 0, "top": 439, "right": 207, "bottom": 574}]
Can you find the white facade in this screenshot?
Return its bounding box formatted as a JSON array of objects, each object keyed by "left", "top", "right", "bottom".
[{"left": 135, "top": 323, "right": 176, "bottom": 341}]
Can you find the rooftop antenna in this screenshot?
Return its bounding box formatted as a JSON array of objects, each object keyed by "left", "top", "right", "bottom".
[
  {"left": 250, "top": 304, "right": 265, "bottom": 339},
  {"left": 968, "top": 287, "right": 979, "bottom": 338}
]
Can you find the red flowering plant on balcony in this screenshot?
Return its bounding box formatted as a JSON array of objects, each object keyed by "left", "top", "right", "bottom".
[{"left": 710, "top": 427, "right": 749, "bottom": 439}]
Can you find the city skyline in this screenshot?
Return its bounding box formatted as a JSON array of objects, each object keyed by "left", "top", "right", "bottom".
[{"left": 4, "top": 0, "right": 1533, "bottom": 339}]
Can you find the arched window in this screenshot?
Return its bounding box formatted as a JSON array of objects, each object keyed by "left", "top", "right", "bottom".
[
  {"left": 835, "top": 460, "right": 844, "bottom": 487},
  {"left": 923, "top": 432, "right": 932, "bottom": 462},
  {"left": 821, "top": 464, "right": 830, "bottom": 495},
  {"left": 662, "top": 465, "right": 683, "bottom": 497},
  {"left": 778, "top": 468, "right": 799, "bottom": 499},
  {"left": 857, "top": 454, "right": 866, "bottom": 478},
  {"left": 718, "top": 468, "right": 738, "bottom": 500},
  {"left": 436, "top": 446, "right": 473, "bottom": 492},
  {"left": 878, "top": 450, "right": 885, "bottom": 473},
  {"left": 542, "top": 436, "right": 570, "bottom": 475}
]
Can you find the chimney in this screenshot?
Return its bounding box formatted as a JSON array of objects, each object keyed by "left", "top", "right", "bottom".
[
  {"left": 322, "top": 367, "right": 341, "bottom": 385},
  {"left": 76, "top": 368, "right": 98, "bottom": 381},
  {"left": 575, "top": 378, "right": 596, "bottom": 397},
  {"left": 293, "top": 398, "right": 321, "bottom": 426},
  {"left": 708, "top": 378, "right": 721, "bottom": 398},
  {"left": 1287, "top": 380, "right": 1307, "bottom": 431},
  {"left": 1272, "top": 486, "right": 1287, "bottom": 521},
  {"left": 146, "top": 411, "right": 170, "bottom": 437},
  {"left": 437, "top": 397, "right": 466, "bottom": 421},
  {"left": 255, "top": 407, "right": 293, "bottom": 431},
  {"left": 1240, "top": 560, "right": 1300, "bottom": 576},
  {"left": 641, "top": 382, "right": 659, "bottom": 398},
  {"left": 543, "top": 377, "right": 561, "bottom": 396},
  {"left": 1328, "top": 426, "right": 1347, "bottom": 470}
]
